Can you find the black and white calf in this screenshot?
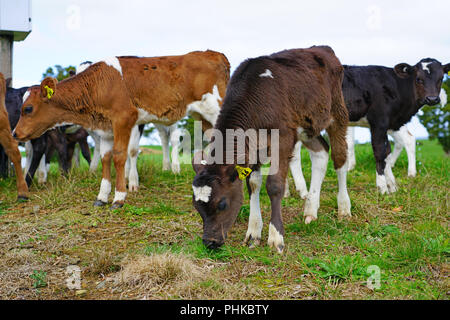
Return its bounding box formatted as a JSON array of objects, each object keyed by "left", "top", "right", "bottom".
[{"left": 286, "top": 59, "right": 449, "bottom": 196}]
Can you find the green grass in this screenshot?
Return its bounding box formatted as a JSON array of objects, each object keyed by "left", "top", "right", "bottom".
[{"left": 0, "top": 139, "right": 448, "bottom": 300}]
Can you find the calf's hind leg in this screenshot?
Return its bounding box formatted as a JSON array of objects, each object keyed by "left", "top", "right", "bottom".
[
  {"left": 327, "top": 122, "right": 351, "bottom": 219},
  {"left": 302, "top": 136, "right": 329, "bottom": 224}
]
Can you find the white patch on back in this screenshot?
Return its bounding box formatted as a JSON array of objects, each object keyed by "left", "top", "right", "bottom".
[
  {"left": 192, "top": 185, "right": 212, "bottom": 203},
  {"left": 186, "top": 84, "right": 222, "bottom": 126},
  {"left": 259, "top": 69, "right": 274, "bottom": 78},
  {"left": 102, "top": 57, "right": 123, "bottom": 76},
  {"left": 77, "top": 61, "right": 92, "bottom": 74},
  {"left": 22, "top": 90, "right": 30, "bottom": 103},
  {"left": 421, "top": 62, "right": 432, "bottom": 74}
]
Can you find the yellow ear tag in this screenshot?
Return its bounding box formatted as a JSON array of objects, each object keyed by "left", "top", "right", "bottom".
[
  {"left": 235, "top": 165, "right": 252, "bottom": 180},
  {"left": 44, "top": 85, "right": 54, "bottom": 99}
]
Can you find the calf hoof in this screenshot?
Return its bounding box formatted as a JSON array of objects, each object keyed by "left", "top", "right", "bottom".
[
  {"left": 111, "top": 202, "right": 124, "bottom": 209},
  {"left": 244, "top": 235, "right": 261, "bottom": 249},
  {"left": 304, "top": 215, "right": 317, "bottom": 224},
  {"left": 93, "top": 200, "right": 107, "bottom": 207},
  {"left": 268, "top": 241, "right": 284, "bottom": 254},
  {"left": 338, "top": 212, "right": 352, "bottom": 220},
  {"left": 171, "top": 163, "right": 181, "bottom": 174},
  {"left": 268, "top": 224, "right": 285, "bottom": 254},
  {"left": 128, "top": 184, "right": 139, "bottom": 192},
  {"left": 17, "top": 195, "right": 29, "bottom": 202}
]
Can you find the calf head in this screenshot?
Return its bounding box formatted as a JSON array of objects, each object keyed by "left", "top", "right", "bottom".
[
  {"left": 394, "top": 58, "right": 450, "bottom": 107},
  {"left": 192, "top": 153, "right": 243, "bottom": 249},
  {"left": 14, "top": 77, "right": 63, "bottom": 141}
]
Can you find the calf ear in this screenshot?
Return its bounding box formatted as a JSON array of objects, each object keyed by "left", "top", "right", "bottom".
[
  {"left": 225, "top": 165, "right": 239, "bottom": 182},
  {"left": 192, "top": 150, "right": 206, "bottom": 174},
  {"left": 394, "top": 63, "right": 413, "bottom": 79},
  {"left": 40, "top": 77, "right": 58, "bottom": 99},
  {"left": 443, "top": 63, "right": 450, "bottom": 75}
]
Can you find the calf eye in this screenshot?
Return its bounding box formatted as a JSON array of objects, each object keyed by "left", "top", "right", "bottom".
[
  {"left": 23, "top": 106, "right": 33, "bottom": 114},
  {"left": 217, "top": 198, "right": 227, "bottom": 211}
]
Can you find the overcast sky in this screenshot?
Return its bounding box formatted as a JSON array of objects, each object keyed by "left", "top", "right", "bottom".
[{"left": 11, "top": 0, "right": 450, "bottom": 143}]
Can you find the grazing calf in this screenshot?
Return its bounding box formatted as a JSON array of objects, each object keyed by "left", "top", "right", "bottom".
[
  {"left": 14, "top": 50, "right": 230, "bottom": 208},
  {"left": 0, "top": 73, "right": 28, "bottom": 199},
  {"left": 192, "top": 46, "right": 350, "bottom": 253},
  {"left": 286, "top": 59, "right": 449, "bottom": 196}
]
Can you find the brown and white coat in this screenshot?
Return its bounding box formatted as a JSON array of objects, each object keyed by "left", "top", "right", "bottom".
[{"left": 14, "top": 50, "right": 230, "bottom": 207}]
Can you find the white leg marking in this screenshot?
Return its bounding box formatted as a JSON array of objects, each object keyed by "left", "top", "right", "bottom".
[
  {"left": 23, "top": 141, "right": 32, "bottom": 174},
  {"left": 267, "top": 223, "right": 284, "bottom": 254},
  {"left": 336, "top": 163, "right": 351, "bottom": 218},
  {"left": 304, "top": 149, "right": 328, "bottom": 224},
  {"left": 96, "top": 132, "right": 114, "bottom": 202},
  {"left": 97, "top": 178, "right": 111, "bottom": 203},
  {"left": 155, "top": 124, "right": 171, "bottom": 171},
  {"left": 383, "top": 161, "right": 397, "bottom": 193},
  {"left": 37, "top": 155, "right": 47, "bottom": 185},
  {"left": 289, "top": 141, "right": 308, "bottom": 199},
  {"left": 127, "top": 125, "right": 141, "bottom": 192},
  {"left": 390, "top": 126, "right": 416, "bottom": 177},
  {"left": 245, "top": 170, "right": 263, "bottom": 247},
  {"left": 376, "top": 173, "right": 388, "bottom": 194},
  {"left": 113, "top": 190, "right": 127, "bottom": 203},
  {"left": 346, "top": 127, "right": 356, "bottom": 171},
  {"left": 88, "top": 130, "right": 101, "bottom": 172},
  {"left": 283, "top": 177, "right": 291, "bottom": 198},
  {"left": 169, "top": 124, "right": 181, "bottom": 174}
]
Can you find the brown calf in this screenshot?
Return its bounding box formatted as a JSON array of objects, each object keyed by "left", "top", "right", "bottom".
[
  {"left": 192, "top": 46, "right": 351, "bottom": 253},
  {"left": 14, "top": 50, "right": 230, "bottom": 208},
  {"left": 0, "top": 73, "right": 28, "bottom": 200}
]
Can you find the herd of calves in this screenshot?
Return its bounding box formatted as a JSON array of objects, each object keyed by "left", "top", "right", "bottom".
[{"left": 0, "top": 45, "right": 448, "bottom": 253}]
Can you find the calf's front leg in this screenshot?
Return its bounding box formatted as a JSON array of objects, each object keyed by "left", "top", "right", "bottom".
[
  {"left": 371, "top": 128, "right": 397, "bottom": 194},
  {"left": 244, "top": 169, "right": 263, "bottom": 248}
]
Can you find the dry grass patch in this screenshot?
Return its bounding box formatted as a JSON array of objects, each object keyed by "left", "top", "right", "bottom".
[{"left": 113, "top": 253, "right": 209, "bottom": 297}]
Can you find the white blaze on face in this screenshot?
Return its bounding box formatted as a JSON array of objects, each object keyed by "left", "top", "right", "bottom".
[
  {"left": 421, "top": 62, "right": 433, "bottom": 74},
  {"left": 192, "top": 185, "right": 212, "bottom": 203},
  {"left": 259, "top": 69, "right": 274, "bottom": 78},
  {"left": 102, "top": 57, "right": 123, "bottom": 76}
]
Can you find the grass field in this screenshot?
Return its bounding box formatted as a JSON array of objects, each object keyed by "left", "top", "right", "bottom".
[{"left": 0, "top": 140, "right": 448, "bottom": 300}]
